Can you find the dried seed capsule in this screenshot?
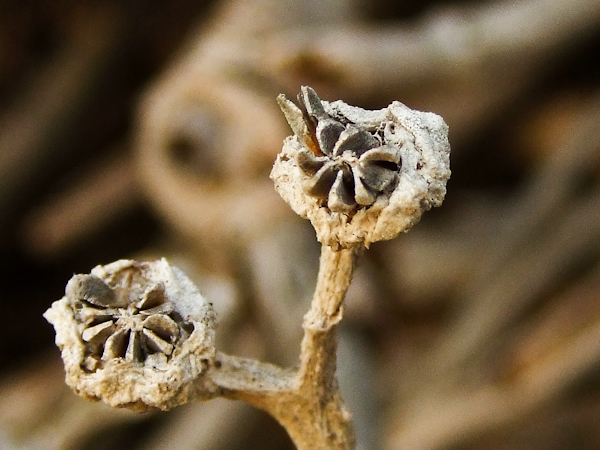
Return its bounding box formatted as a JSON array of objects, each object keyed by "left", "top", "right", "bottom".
[
  {"left": 44, "top": 259, "right": 219, "bottom": 411},
  {"left": 271, "top": 86, "right": 451, "bottom": 249}
]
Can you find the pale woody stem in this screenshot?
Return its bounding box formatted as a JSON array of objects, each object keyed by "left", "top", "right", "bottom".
[
  {"left": 300, "top": 245, "right": 357, "bottom": 380},
  {"left": 211, "top": 245, "right": 358, "bottom": 449}
]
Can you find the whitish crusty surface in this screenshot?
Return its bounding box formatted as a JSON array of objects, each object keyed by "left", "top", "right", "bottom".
[
  {"left": 271, "top": 98, "right": 450, "bottom": 249},
  {"left": 44, "top": 259, "right": 219, "bottom": 411}
]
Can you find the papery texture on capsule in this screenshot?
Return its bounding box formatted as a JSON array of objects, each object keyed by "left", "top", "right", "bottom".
[
  {"left": 271, "top": 87, "right": 451, "bottom": 249},
  {"left": 44, "top": 259, "right": 218, "bottom": 411}
]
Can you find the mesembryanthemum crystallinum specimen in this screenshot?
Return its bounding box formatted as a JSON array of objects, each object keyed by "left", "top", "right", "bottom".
[
  {"left": 271, "top": 86, "right": 451, "bottom": 249},
  {"left": 44, "top": 259, "right": 218, "bottom": 411}
]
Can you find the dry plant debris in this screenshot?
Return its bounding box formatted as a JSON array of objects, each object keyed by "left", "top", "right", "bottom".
[
  {"left": 44, "top": 259, "right": 218, "bottom": 411},
  {"left": 3, "top": 0, "right": 600, "bottom": 449},
  {"left": 44, "top": 88, "right": 450, "bottom": 449},
  {"left": 272, "top": 86, "right": 450, "bottom": 249}
]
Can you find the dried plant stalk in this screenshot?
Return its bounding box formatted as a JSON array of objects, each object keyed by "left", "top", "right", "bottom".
[
  {"left": 210, "top": 246, "right": 357, "bottom": 449},
  {"left": 45, "top": 87, "right": 450, "bottom": 449}
]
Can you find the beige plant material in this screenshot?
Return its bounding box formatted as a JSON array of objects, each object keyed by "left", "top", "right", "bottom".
[
  {"left": 137, "top": 72, "right": 289, "bottom": 247},
  {"left": 44, "top": 259, "right": 218, "bottom": 411},
  {"left": 210, "top": 246, "right": 358, "bottom": 449},
  {"left": 44, "top": 251, "right": 358, "bottom": 449},
  {"left": 271, "top": 86, "right": 450, "bottom": 249},
  {"left": 45, "top": 87, "right": 450, "bottom": 449}
]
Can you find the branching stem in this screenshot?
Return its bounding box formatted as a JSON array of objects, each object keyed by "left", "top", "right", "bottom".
[{"left": 208, "top": 245, "right": 358, "bottom": 449}]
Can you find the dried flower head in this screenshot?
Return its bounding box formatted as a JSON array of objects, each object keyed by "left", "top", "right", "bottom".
[
  {"left": 44, "top": 259, "right": 218, "bottom": 411},
  {"left": 271, "top": 86, "right": 451, "bottom": 249}
]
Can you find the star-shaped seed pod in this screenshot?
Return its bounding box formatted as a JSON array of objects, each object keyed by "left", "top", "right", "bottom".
[
  {"left": 271, "top": 86, "right": 451, "bottom": 249},
  {"left": 68, "top": 274, "right": 186, "bottom": 370},
  {"left": 44, "top": 259, "right": 219, "bottom": 411},
  {"left": 278, "top": 86, "right": 401, "bottom": 213}
]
